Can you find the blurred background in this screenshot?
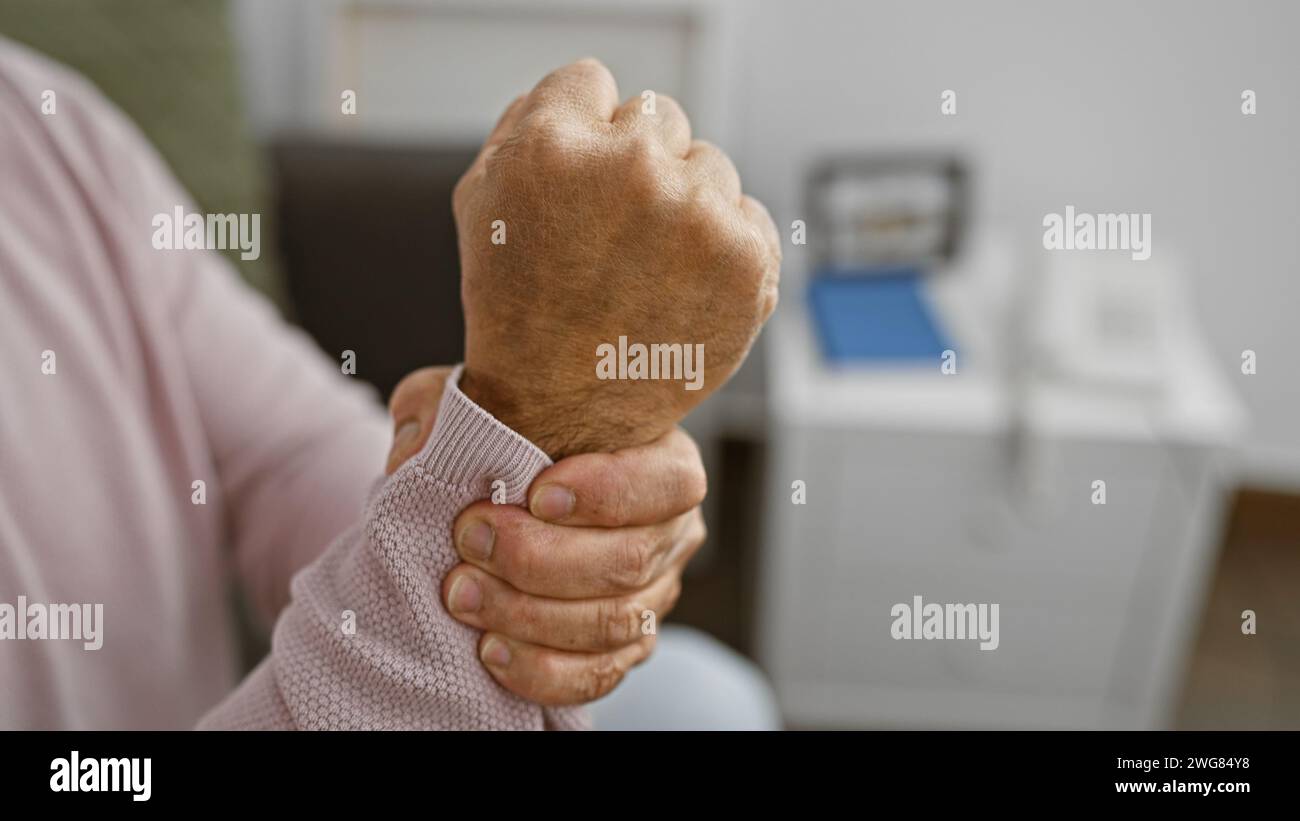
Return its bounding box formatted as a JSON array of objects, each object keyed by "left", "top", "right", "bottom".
[{"left": 4, "top": 0, "right": 1295, "bottom": 729}]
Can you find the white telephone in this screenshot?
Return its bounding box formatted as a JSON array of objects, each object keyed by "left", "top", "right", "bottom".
[{"left": 1030, "top": 252, "right": 1184, "bottom": 395}]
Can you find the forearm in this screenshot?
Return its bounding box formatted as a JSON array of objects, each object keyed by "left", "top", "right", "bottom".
[{"left": 199, "top": 367, "right": 587, "bottom": 730}]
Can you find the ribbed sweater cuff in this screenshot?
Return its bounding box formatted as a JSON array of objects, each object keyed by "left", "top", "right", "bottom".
[{"left": 414, "top": 365, "right": 552, "bottom": 504}]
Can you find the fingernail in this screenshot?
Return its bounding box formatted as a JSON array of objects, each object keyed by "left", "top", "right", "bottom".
[
  {"left": 458, "top": 520, "right": 495, "bottom": 561},
  {"left": 530, "top": 483, "right": 575, "bottom": 521},
  {"left": 447, "top": 575, "right": 482, "bottom": 614},
  {"left": 481, "top": 636, "right": 511, "bottom": 668}
]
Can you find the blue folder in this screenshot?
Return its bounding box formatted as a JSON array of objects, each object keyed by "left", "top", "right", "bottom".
[{"left": 808, "top": 268, "right": 954, "bottom": 363}]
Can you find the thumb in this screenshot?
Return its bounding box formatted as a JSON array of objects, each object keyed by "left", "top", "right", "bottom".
[{"left": 385, "top": 366, "right": 455, "bottom": 475}]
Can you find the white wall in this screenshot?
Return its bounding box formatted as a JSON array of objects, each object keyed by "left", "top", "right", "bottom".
[
  {"left": 231, "top": 0, "right": 1300, "bottom": 486},
  {"left": 730, "top": 0, "right": 1300, "bottom": 486}
]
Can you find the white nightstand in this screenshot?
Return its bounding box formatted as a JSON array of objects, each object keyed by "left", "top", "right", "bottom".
[{"left": 756, "top": 241, "right": 1245, "bottom": 729}]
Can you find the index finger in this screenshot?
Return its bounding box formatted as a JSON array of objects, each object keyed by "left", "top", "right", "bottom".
[
  {"left": 527, "top": 427, "right": 707, "bottom": 526},
  {"left": 741, "top": 194, "right": 782, "bottom": 266},
  {"left": 523, "top": 57, "right": 620, "bottom": 123}
]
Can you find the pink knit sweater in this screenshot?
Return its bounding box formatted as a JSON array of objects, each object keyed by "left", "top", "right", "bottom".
[
  {"left": 199, "top": 370, "right": 586, "bottom": 730},
  {"left": 0, "top": 37, "right": 584, "bottom": 730}
]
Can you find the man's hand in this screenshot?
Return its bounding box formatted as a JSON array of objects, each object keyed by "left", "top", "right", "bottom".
[
  {"left": 454, "top": 58, "right": 781, "bottom": 458},
  {"left": 446, "top": 428, "right": 705, "bottom": 705},
  {"left": 387, "top": 367, "right": 708, "bottom": 706}
]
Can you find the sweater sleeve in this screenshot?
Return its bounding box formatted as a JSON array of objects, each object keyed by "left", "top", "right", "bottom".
[{"left": 198, "top": 366, "right": 589, "bottom": 730}]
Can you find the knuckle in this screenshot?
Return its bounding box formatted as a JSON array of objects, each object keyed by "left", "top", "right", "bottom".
[
  {"left": 579, "top": 453, "right": 638, "bottom": 526},
  {"left": 681, "top": 463, "right": 708, "bottom": 509},
  {"left": 625, "top": 130, "right": 662, "bottom": 160},
  {"left": 611, "top": 531, "right": 655, "bottom": 590},
  {"left": 690, "top": 513, "right": 708, "bottom": 549},
  {"left": 658, "top": 94, "right": 686, "bottom": 119},
  {"left": 596, "top": 597, "right": 640, "bottom": 647},
  {"left": 761, "top": 281, "right": 780, "bottom": 320},
  {"left": 604, "top": 461, "right": 638, "bottom": 526},
  {"left": 740, "top": 224, "right": 772, "bottom": 268},
  {"left": 694, "top": 140, "right": 736, "bottom": 176},
  {"left": 571, "top": 56, "right": 611, "bottom": 80},
  {"left": 683, "top": 186, "right": 731, "bottom": 232},
  {"left": 689, "top": 138, "right": 719, "bottom": 160},
  {"left": 677, "top": 194, "right": 729, "bottom": 256},
  {"left": 721, "top": 230, "right": 773, "bottom": 296},
  {"left": 619, "top": 134, "right": 670, "bottom": 190},
  {"left": 523, "top": 112, "right": 575, "bottom": 156},
  {"left": 647, "top": 94, "right": 689, "bottom": 133},
  {"left": 580, "top": 655, "right": 627, "bottom": 702}
]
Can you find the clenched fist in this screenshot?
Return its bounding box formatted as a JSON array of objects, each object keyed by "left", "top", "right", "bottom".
[{"left": 454, "top": 58, "right": 780, "bottom": 458}]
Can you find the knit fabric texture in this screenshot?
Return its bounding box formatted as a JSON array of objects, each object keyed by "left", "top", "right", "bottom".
[{"left": 200, "top": 368, "right": 589, "bottom": 730}]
